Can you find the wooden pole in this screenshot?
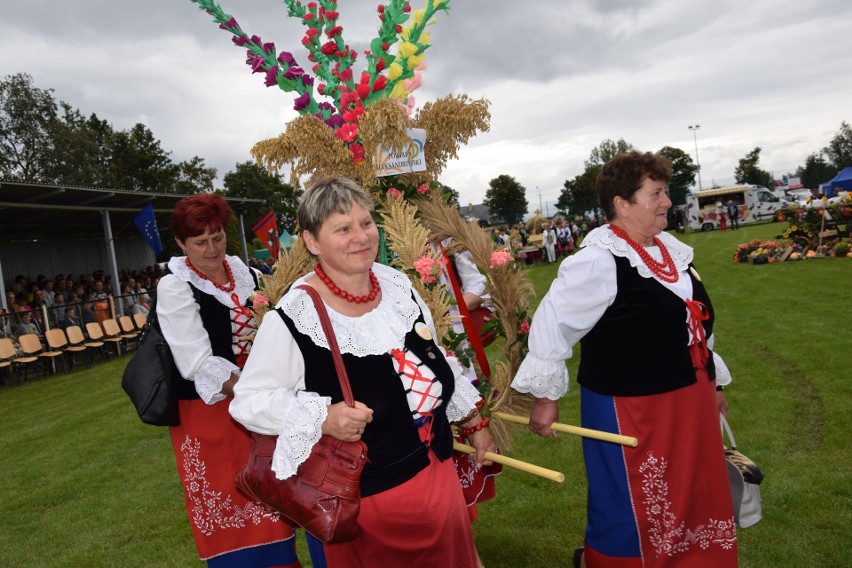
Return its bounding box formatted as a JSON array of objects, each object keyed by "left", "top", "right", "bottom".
[
  {"left": 494, "top": 411, "right": 638, "bottom": 447},
  {"left": 453, "top": 441, "right": 564, "bottom": 483}
]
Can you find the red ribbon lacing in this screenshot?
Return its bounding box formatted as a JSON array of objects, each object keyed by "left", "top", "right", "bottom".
[
  {"left": 231, "top": 292, "right": 256, "bottom": 369},
  {"left": 437, "top": 242, "right": 491, "bottom": 380},
  {"left": 685, "top": 298, "right": 710, "bottom": 382},
  {"left": 392, "top": 348, "right": 437, "bottom": 446}
]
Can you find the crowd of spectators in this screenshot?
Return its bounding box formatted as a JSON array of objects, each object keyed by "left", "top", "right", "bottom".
[{"left": 0, "top": 265, "right": 165, "bottom": 344}]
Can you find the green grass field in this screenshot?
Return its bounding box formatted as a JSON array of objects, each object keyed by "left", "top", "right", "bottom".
[{"left": 1, "top": 221, "right": 849, "bottom": 567}]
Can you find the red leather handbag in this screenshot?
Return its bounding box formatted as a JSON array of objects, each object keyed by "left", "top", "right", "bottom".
[{"left": 235, "top": 285, "right": 368, "bottom": 544}]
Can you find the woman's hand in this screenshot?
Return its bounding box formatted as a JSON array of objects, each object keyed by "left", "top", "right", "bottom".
[
  {"left": 220, "top": 373, "right": 239, "bottom": 398},
  {"left": 467, "top": 427, "right": 498, "bottom": 468},
  {"left": 322, "top": 401, "right": 374, "bottom": 442},
  {"left": 529, "top": 397, "right": 559, "bottom": 438},
  {"left": 717, "top": 391, "right": 729, "bottom": 419}
]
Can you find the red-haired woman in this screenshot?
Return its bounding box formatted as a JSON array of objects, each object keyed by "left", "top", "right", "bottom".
[{"left": 157, "top": 193, "right": 303, "bottom": 567}]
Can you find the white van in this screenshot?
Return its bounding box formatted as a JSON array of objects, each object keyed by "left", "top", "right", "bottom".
[{"left": 685, "top": 185, "right": 785, "bottom": 231}]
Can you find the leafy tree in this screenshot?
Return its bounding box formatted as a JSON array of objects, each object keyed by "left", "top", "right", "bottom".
[
  {"left": 436, "top": 182, "right": 459, "bottom": 205},
  {"left": 557, "top": 139, "right": 634, "bottom": 218},
  {"left": 223, "top": 161, "right": 302, "bottom": 236},
  {"left": 483, "top": 174, "right": 528, "bottom": 226},
  {"left": 557, "top": 167, "right": 599, "bottom": 217},
  {"left": 823, "top": 121, "right": 852, "bottom": 170},
  {"left": 734, "top": 147, "right": 772, "bottom": 187},
  {"left": 0, "top": 72, "right": 59, "bottom": 181},
  {"left": 585, "top": 138, "right": 634, "bottom": 169},
  {"left": 175, "top": 156, "right": 217, "bottom": 194},
  {"left": 45, "top": 106, "right": 115, "bottom": 186},
  {"left": 658, "top": 146, "right": 698, "bottom": 206},
  {"left": 108, "top": 123, "right": 179, "bottom": 193},
  {"left": 796, "top": 153, "right": 837, "bottom": 189}
]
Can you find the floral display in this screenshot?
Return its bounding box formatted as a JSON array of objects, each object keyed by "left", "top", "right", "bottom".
[
  {"left": 190, "top": 0, "right": 488, "bottom": 192},
  {"left": 188, "top": 0, "right": 532, "bottom": 447}
]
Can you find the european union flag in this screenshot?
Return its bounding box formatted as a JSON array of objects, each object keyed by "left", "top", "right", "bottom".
[{"left": 134, "top": 203, "right": 164, "bottom": 256}]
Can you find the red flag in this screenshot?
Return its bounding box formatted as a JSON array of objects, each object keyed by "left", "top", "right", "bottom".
[{"left": 252, "top": 210, "right": 280, "bottom": 259}]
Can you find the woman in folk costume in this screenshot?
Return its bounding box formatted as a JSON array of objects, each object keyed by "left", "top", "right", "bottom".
[
  {"left": 512, "top": 151, "right": 737, "bottom": 567},
  {"left": 157, "top": 193, "right": 304, "bottom": 567},
  {"left": 230, "top": 177, "right": 497, "bottom": 568}
]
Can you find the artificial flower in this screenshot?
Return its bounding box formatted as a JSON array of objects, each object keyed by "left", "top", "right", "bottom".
[
  {"left": 388, "top": 62, "right": 403, "bottom": 81},
  {"left": 490, "top": 250, "right": 514, "bottom": 268},
  {"left": 264, "top": 67, "right": 279, "bottom": 87},
  {"left": 293, "top": 92, "right": 311, "bottom": 111},
  {"left": 386, "top": 187, "right": 403, "bottom": 199},
  {"left": 251, "top": 292, "right": 270, "bottom": 307},
  {"left": 349, "top": 143, "right": 365, "bottom": 163},
  {"left": 335, "top": 123, "right": 359, "bottom": 142},
  {"left": 416, "top": 183, "right": 430, "bottom": 194},
  {"left": 413, "top": 256, "right": 442, "bottom": 284},
  {"left": 518, "top": 321, "right": 530, "bottom": 335}
]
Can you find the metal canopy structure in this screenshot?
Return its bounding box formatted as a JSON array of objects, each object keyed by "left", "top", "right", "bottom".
[
  {"left": 0, "top": 181, "right": 262, "bottom": 242},
  {"left": 0, "top": 180, "right": 264, "bottom": 311}
]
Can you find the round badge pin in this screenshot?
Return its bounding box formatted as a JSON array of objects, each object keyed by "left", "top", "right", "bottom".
[{"left": 415, "top": 322, "right": 432, "bottom": 341}]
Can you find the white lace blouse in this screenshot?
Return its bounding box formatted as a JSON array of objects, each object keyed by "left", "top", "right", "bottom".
[
  {"left": 156, "top": 255, "right": 258, "bottom": 405},
  {"left": 230, "top": 262, "right": 482, "bottom": 480},
  {"left": 510, "top": 225, "right": 731, "bottom": 400}
]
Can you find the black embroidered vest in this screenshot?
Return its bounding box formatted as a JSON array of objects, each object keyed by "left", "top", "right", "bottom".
[
  {"left": 577, "top": 255, "right": 715, "bottom": 397},
  {"left": 276, "top": 302, "right": 455, "bottom": 497},
  {"left": 173, "top": 269, "right": 258, "bottom": 400}
]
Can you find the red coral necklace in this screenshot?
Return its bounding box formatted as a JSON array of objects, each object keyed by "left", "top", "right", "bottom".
[
  {"left": 185, "top": 258, "right": 235, "bottom": 292},
  {"left": 609, "top": 224, "right": 680, "bottom": 283},
  {"left": 314, "top": 263, "right": 380, "bottom": 304}
]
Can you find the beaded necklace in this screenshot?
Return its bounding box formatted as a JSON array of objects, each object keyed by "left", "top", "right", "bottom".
[
  {"left": 609, "top": 224, "right": 679, "bottom": 283},
  {"left": 185, "top": 257, "right": 235, "bottom": 292},
  {"left": 314, "top": 263, "right": 380, "bottom": 304}
]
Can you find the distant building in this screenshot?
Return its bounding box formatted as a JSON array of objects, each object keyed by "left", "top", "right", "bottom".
[{"left": 460, "top": 203, "right": 496, "bottom": 226}]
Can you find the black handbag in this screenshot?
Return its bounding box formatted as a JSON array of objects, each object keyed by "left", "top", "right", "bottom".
[{"left": 122, "top": 285, "right": 199, "bottom": 426}]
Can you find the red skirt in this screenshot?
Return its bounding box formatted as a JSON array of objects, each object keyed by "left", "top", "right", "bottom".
[
  {"left": 581, "top": 378, "right": 738, "bottom": 567},
  {"left": 169, "top": 398, "right": 296, "bottom": 561},
  {"left": 322, "top": 451, "right": 478, "bottom": 568}
]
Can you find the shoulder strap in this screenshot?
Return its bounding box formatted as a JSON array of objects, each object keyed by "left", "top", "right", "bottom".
[{"left": 295, "top": 285, "right": 356, "bottom": 408}]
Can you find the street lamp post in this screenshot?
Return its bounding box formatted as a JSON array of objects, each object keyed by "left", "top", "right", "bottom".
[{"left": 688, "top": 124, "right": 702, "bottom": 190}]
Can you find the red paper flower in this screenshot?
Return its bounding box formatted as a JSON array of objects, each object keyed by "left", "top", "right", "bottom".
[
  {"left": 349, "top": 143, "right": 365, "bottom": 163},
  {"left": 321, "top": 41, "right": 337, "bottom": 55},
  {"left": 335, "top": 123, "right": 359, "bottom": 143},
  {"left": 372, "top": 75, "right": 388, "bottom": 92}
]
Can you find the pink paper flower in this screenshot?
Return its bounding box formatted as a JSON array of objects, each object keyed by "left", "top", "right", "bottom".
[
  {"left": 490, "top": 250, "right": 514, "bottom": 268},
  {"left": 416, "top": 182, "right": 430, "bottom": 194},
  {"left": 518, "top": 321, "right": 530, "bottom": 334},
  {"left": 251, "top": 293, "right": 270, "bottom": 307},
  {"left": 413, "top": 256, "right": 442, "bottom": 284},
  {"left": 386, "top": 187, "right": 402, "bottom": 199}
]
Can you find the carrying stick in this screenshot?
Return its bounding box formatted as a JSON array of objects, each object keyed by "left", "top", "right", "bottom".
[
  {"left": 493, "top": 411, "right": 639, "bottom": 447},
  {"left": 453, "top": 441, "right": 564, "bottom": 483}
]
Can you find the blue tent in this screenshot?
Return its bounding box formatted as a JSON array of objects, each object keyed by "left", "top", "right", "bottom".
[{"left": 822, "top": 167, "right": 852, "bottom": 197}]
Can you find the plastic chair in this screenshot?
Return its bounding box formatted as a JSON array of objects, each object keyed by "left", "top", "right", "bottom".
[
  {"left": 18, "top": 333, "right": 63, "bottom": 377},
  {"left": 132, "top": 312, "right": 147, "bottom": 330},
  {"left": 117, "top": 316, "right": 140, "bottom": 350},
  {"left": 47, "top": 328, "right": 88, "bottom": 370},
  {"left": 99, "top": 319, "right": 125, "bottom": 356},
  {"left": 43, "top": 329, "right": 74, "bottom": 373},
  {"left": 66, "top": 325, "right": 102, "bottom": 364},
  {"left": 0, "top": 337, "right": 19, "bottom": 385}
]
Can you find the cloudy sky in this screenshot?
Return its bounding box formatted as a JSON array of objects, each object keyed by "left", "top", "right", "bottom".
[{"left": 3, "top": 0, "right": 850, "bottom": 213}]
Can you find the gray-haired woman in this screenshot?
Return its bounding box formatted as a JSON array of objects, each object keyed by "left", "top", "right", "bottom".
[{"left": 231, "top": 176, "right": 495, "bottom": 567}]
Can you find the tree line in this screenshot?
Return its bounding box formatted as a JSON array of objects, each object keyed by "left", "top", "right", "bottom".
[
  {"left": 0, "top": 72, "right": 302, "bottom": 247},
  {"left": 483, "top": 125, "right": 852, "bottom": 226}
]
